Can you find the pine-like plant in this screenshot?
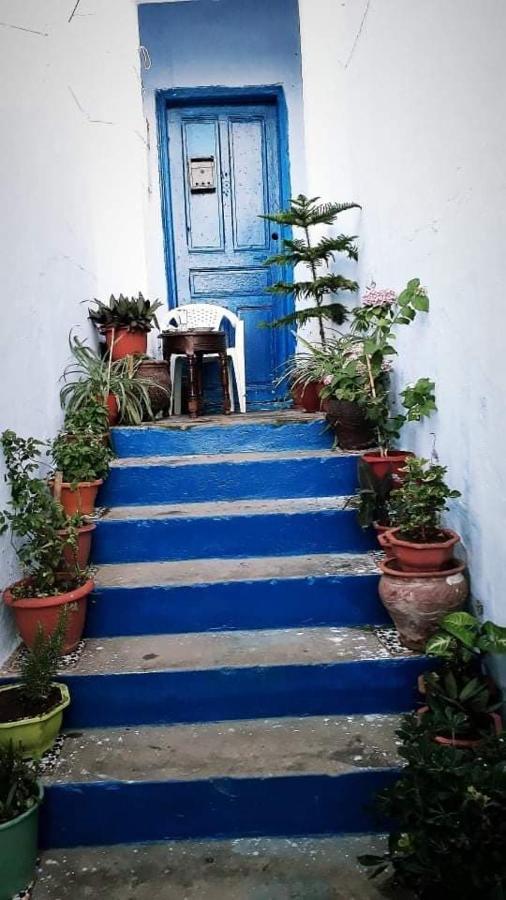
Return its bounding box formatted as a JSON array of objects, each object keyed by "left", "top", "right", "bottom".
[{"left": 262, "top": 194, "right": 361, "bottom": 346}]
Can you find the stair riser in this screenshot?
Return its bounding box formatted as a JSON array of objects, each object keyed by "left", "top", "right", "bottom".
[
  {"left": 41, "top": 770, "right": 398, "bottom": 848},
  {"left": 28, "top": 657, "right": 426, "bottom": 729},
  {"left": 93, "top": 510, "right": 375, "bottom": 564},
  {"left": 111, "top": 421, "right": 333, "bottom": 458},
  {"left": 101, "top": 456, "right": 357, "bottom": 506},
  {"left": 86, "top": 575, "right": 388, "bottom": 637}
]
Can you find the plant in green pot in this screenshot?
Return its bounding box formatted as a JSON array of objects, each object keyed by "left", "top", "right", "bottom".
[
  {"left": 0, "top": 743, "right": 43, "bottom": 900},
  {"left": 0, "top": 611, "right": 70, "bottom": 759},
  {"left": 419, "top": 611, "right": 506, "bottom": 746},
  {"left": 0, "top": 431, "right": 93, "bottom": 652},
  {"left": 385, "top": 456, "right": 462, "bottom": 572},
  {"left": 262, "top": 194, "right": 360, "bottom": 411},
  {"left": 88, "top": 292, "right": 162, "bottom": 360}
]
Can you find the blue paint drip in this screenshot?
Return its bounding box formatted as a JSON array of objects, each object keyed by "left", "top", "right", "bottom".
[
  {"left": 40, "top": 769, "right": 398, "bottom": 848},
  {"left": 92, "top": 509, "right": 375, "bottom": 565},
  {"left": 100, "top": 455, "right": 358, "bottom": 506},
  {"left": 46, "top": 657, "right": 428, "bottom": 729},
  {"left": 86, "top": 574, "right": 388, "bottom": 638}
]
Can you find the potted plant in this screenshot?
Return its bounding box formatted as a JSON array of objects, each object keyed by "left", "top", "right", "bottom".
[
  {"left": 60, "top": 336, "right": 157, "bottom": 427},
  {"left": 88, "top": 292, "right": 162, "bottom": 360},
  {"left": 0, "top": 743, "right": 43, "bottom": 899},
  {"left": 355, "top": 458, "right": 395, "bottom": 546},
  {"left": 0, "top": 610, "right": 70, "bottom": 758},
  {"left": 50, "top": 431, "right": 113, "bottom": 517},
  {"left": 135, "top": 356, "right": 171, "bottom": 418},
  {"left": 320, "top": 280, "right": 436, "bottom": 458},
  {"left": 0, "top": 431, "right": 93, "bottom": 652},
  {"left": 385, "top": 457, "right": 461, "bottom": 571},
  {"left": 419, "top": 612, "right": 506, "bottom": 746},
  {"left": 262, "top": 194, "right": 360, "bottom": 411},
  {"left": 63, "top": 395, "right": 110, "bottom": 444},
  {"left": 359, "top": 720, "right": 506, "bottom": 899}
]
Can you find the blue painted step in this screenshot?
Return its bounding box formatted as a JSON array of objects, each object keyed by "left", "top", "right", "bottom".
[
  {"left": 41, "top": 769, "right": 397, "bottom": 848},
  {"left": 100, "top": 451, "right": 357, "bottom": 506},
  {"left": 86, "top": 569, "right": 388, "bottom": 638},
  {"left": 111, "top": 417, "right": 333, "bottom": 458},
  {"left": 92, "top": 501, "right": 374, "bottom": 565}
]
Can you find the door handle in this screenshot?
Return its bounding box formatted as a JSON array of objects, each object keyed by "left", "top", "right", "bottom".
[{"left": 271, "top": 232, "right": 279, "bottom": 240}]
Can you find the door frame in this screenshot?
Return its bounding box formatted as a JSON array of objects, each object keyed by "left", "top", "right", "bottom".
[{"left": 155, "top": 85, "right": 295, "bottom": 394}]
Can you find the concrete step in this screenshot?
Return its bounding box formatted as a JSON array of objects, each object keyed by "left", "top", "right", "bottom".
[
  {"left": 87, "top": 552, "right": 388, "bottom": 638},
  {"left": 0, "top": 626, "right": 426, "bottom": 729},
  {"left": 110, "top": 411, "right": 334, "bottom": 458},
  {"left": 33, "top": 835, "right": 393, "bottom": 898},
  {"left": 92, "top": 496, "right": 374, "bottom": 564},
  {"left": 100, "top": 448, "right": 358, "bottom": 506},
  {"left": 38, "top": 715, "right": 401, "bottom": 848}
]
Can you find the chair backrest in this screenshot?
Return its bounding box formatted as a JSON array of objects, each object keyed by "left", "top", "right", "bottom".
[{"left": 158, "top": 303, "right": 243, "bottom": 349}]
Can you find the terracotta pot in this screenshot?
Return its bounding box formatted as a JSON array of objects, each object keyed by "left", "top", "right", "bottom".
[
  {"left": 324, "top": 399, "right": 376, "bottom": 450},
  {"left": 3, "top": 578, "right": 94, "bottom": 653},
  {"left": 50, "top": 479, "right": 103, "bottom": 517},
  {"left": 136, "top": 359, "right": 171, "bottom": 417},
  {"left": 362, "top": 450, "right": 415, "bottom": 480},
  {"left": 57, "top": 522, "right": 96, "bottom": 571},
  {"left": 103, "top": 326, "right": 148, "bottom": 361},
  {"left": 378, "top": 558, "right": 468, "bottom": 651},
  {"left": 291, "top": 380, "right": 323, "bottom": 413},
  {"left": 386, "top": 528, "right": 460, "bottom": 573},
  {"left": 106, "top": 393, "right": 119, "bottom": 426},
  {"left": 418, "top": 707, "right": 502, "bottom": 748}
]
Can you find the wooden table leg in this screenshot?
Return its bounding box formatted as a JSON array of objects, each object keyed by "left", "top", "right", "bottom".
[
  {"left": 219, "top": 352, "right": 232, "bottom": 414},
  {"left": 187, "top": 353, "right": 199, "bottom": 418},
  {"left": 196, "top": 353, "right": 204, "bottom": 416}
]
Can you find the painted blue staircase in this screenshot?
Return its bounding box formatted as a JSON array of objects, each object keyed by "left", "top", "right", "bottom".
[{"left": 22, "top": 413, "right": 425, "bottom": 848}]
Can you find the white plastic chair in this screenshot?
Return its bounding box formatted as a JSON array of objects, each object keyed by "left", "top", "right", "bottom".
[{"left": 158, "top": 303, "right": 246, "bottom": 414}]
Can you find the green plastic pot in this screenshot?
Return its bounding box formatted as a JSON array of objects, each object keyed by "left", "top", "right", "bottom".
[
  {"left": 0, "top": 783, "right": 43, "bottom": 900},
  {"left": 0, "top": 683, "right": 70, "bottom": 759}
]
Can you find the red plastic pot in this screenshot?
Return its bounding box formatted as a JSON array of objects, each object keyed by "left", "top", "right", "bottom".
[
  {"left": 57, "top": 523, "right": 96, "bottom": 571},
  {"left": 103, "top": 326, "right": 148, "bottom": 361},
  {"left": 50, "top": 479, "right": 103, "bottom": 517},
  {"left": 362, "top": 450, "right": 414, "bottom": 480},
  {"left": 385, "top": 527, "right": 460, "bottom": 573},
  {"left": 291, "top": 380, "right": 323, "bottom": 412},
  {"left": 418, "top": 707, "right": 502, "bottom": 748},
  {"left": 3, "top": 578, "right": 94, "bottom": 653}
]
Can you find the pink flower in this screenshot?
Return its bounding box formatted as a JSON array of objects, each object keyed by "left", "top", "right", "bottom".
[
  {"left": 362, "top": 288, "right": 397, "bottom": 307},
  {"left": 323, "top": 374, "right": 333, "bottom": 385}
]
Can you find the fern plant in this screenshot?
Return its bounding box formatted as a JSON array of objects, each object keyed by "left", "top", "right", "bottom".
[{"left": 262, "top": 194, "right": 360, "bottom": 346}]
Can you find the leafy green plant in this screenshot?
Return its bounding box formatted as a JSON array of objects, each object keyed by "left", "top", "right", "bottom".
[
  {"left": 355, "top": 458, "right": 394, "bottom": 529},
  {"left": 88, "top": 293, "right": 162, "bottom": 332},
  {"left": 60, "top": 336, "right": 157, "bottom": 425},
  {"left": 359, "top": 717, "right": 506, "bottom": 899},
  {"left": 51, "top": 432, "right": 112, "bottom": 485},
  {"left": 20, "top": 610, "right": 67, "bottom": 707},
  {"left": 64, "top": 397, "right": 109, "bottom": 436},
  {"left": 262, "top": 194, "right": 360, "bottom": 346},
  {"left": 0, "top": 431, "right": 79, "bottom": 597},
  {"left": 0, "top": 743, "right": 39, "bottom": 825},
  {"left": 319, "top": 280, "right": 436, "bottom": 451},
  {"left": 387, "top": 457, "right": 460, "bottom": 542}
]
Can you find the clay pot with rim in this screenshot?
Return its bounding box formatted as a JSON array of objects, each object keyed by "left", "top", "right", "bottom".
[
  {"left": 291, "top": 380, "right": 324, "bottom": 413},
  {"left": 136, "top": 359, "right": 171, "bottom": 417},
  {"left": 385, "top": 527, "right": 460, "bottom": 573},
  {"left": 362, "top": 450, "right": 414, "bottom": 480},
  {"left": 50, "top": 478, "right": 103, "bottom": 517},
  {"left": 324, "top": 399, "right": 376, "bottom": 450},
  {"left": 378, "top": 558, "right": 468, "bottom": 651},
  {"left": 57, "top": 522, "right": 96, "bottom": 571},
  {"left": 103, "top": 326, "right": 148, "bottom": 361},
  {"left": 3, "top": 577, "right": 94, "bottom": 653},
  {"left": 418, "top": 706, "right": 503, "bottom": 749}
]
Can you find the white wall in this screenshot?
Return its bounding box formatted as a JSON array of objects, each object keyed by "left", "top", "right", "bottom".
[
  {"left": 299, "top": 0, "right": 506, "bottom": 641},
  {"left": 0, "top": 0, "right": 149, "bottom": 661}
]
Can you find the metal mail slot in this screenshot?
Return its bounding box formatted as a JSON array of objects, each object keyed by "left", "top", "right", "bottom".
[{"left": 189, "top": 156, "right": 216, "bottom": 192}]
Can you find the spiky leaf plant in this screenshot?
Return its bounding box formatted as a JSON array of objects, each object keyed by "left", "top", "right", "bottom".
[{"left": 262, "top": 195, "right": 360, "bottom": 346}]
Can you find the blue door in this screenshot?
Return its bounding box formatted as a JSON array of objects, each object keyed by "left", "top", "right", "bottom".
[{"left": 163, "top": 100, "right": 291, "bottom": 408}]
